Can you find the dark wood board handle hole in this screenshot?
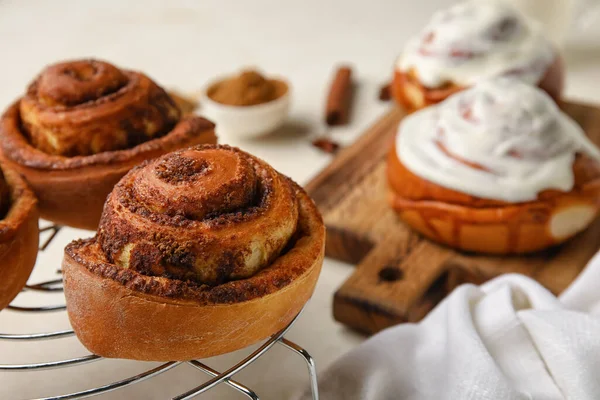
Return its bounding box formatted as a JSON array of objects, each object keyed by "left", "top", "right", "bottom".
[{"left": 378, "top": 266, "right": 404, "bottom": 282}]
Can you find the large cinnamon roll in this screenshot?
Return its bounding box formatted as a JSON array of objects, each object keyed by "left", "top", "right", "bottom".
[
  {"left": 0, "top": 59, "right": 217, "bottom": 230},
  {"left": 0, "top": 164, "right": 39, "bottom": 310},
  {"left": 388, "top": 78, "right": 600, "bottom": 254},
  {"left": 392, "top": 0, "right": 563, "bottom": 112},
  {"left": 62, "top": 145, "right": 325, "bottom": 361}
]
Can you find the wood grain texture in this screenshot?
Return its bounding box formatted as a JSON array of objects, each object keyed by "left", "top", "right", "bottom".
[{"left": 306, "top": 101, "right": 600, "bottom": 335}]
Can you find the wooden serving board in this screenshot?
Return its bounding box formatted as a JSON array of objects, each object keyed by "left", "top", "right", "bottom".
[{"left": 305, "top": 101, "right": 600, "bottom": 335}]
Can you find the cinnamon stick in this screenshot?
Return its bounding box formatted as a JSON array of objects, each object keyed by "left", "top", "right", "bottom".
[
  {"left": 379, "top": 82, "right": 391, "bottom": 101},
  {"left": 325, "top": 66, "right": 353, "bottom": 126},
  {"left": 312, "top": 137, "right": 341, "bottom": 154}
]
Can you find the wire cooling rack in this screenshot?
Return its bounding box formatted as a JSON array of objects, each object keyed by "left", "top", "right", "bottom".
[{"left": 0, "top": 224, "right": 319, "bottom": 400}]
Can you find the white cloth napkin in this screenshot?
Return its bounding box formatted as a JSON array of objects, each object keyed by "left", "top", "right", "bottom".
[{"left": 298, "top": 251, "right": 600, "bottom": 400}]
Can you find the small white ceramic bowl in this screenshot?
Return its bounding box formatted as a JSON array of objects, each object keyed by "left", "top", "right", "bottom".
[{"left": 199, "top": 78, "right": 291, "bottom": 138}]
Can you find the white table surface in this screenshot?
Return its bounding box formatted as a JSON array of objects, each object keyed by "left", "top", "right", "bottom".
[{"left": 1, "top": 0, "right": 600, "bottom": 399}]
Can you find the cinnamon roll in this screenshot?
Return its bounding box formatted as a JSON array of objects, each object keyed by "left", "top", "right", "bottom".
[
  {"left": 62, "top": 145, "right": 325, "bottom": 361},
  {"left": 0, "top": 59, "right": 216, "bottom": 230},
  {"left": 392, "top": 0, "right": 563, "bottom": 112},
  {"left": 387, "top": 78, "right": 600, "bottom": 254},
  {"left": 0, "top": 164, "right": 39, "bottom": 309}
]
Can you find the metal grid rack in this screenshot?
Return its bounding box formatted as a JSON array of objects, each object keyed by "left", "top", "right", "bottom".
[{"left": 0, "top": 225, "right": 319, "bottom": 400}]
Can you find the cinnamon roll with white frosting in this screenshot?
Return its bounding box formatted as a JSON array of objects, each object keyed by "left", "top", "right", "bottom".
[
  {"left": 392, "top": 0, "right": 563, "bottom": 112},
  {"left": 388, "top": 78, "right": 600, "bottom": 254}
]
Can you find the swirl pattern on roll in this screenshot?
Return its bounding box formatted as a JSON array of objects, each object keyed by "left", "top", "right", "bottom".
[
  {"left": 0, "top": 169, "right": 10, "bottom": 219},
  {"left": 20, "top": 59, "right": 180, "bottom": 156},
  {"left": 397, "top": 78, "right": 600, "bottom": 203},
  {"left": 97, "top": 145, "right": 299, "bottom": 285},
  {"left": 397, "top": 0, "right": 555, "bottom": 88}
]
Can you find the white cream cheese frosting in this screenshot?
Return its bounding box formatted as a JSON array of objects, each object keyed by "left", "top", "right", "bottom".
[
  {"left": 397, "top": 0, "right": 555, "bottom": 88},
  {"left": 396, "top": 78, "right": 600, "bottom": 203}
]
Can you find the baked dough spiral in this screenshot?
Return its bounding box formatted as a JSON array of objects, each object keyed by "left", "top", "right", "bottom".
[
  {"left": 98, "top": 145, "right": 299, "bottom": 285},
  {"left": 63, "top": 145, "right": 325, "bottom": 361},
  {"left": 20, "top": 60, "right": 180, "bottom": 156},
  {"left": 0, "top": 165, "right": 39, "bottom": 310},
  {"left": 0, "top": 59, "right": 216, "bottom": 229}
]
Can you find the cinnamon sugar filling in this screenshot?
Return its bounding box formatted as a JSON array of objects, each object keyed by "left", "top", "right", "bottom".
[
  {"left": 96, "top": 145, "right": 301, "bottom": 285},
  {"left": 65, "top": 180, "right": 322, "bottom": 304},
  {"left": 18, "top": 59, "right": 181, "bottom": 156}
]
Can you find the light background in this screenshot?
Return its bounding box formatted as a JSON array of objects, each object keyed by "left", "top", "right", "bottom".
[{"left": 1, "top": 0, "right": 600, "bottom": 398}]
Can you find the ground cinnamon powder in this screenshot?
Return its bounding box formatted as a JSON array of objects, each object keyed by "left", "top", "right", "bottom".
[{"left": 207, "top": 70, "right": 287, "bottom": 106}]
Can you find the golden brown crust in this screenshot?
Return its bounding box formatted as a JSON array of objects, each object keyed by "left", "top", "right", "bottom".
[
  {"left": 392, "top": 55, "right": 564, "bottom": 113},
  {"left": 0, "top": 101, "right": 216, "bottom": 230},
  {"left": 20, "top": 60, "right": 181, "bottom": 157},
  {"left": 0, "top": 166, "right": 39, "bottom": 310},
  {"left": 387, "top": 144, "right": 600, "bottom": 254},
  {"left": 0, "top": 168, "right": 10, "bottom": 218},
  {"left": 67, "top": 184, "right": 321, "bottom": 304},
  {"left": 1, "top": 103, "right": 215, "bottom": 170},
  {"left": 63, "top": 179, "right": 325, "bottom": 361},
  {"left": 96, "top": 145, "right": 299, "bottom": 285}
]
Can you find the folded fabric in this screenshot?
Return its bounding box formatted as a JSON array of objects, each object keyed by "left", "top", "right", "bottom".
[{"left": 298, "top": 251, "right": 600, "bottom": 400}]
